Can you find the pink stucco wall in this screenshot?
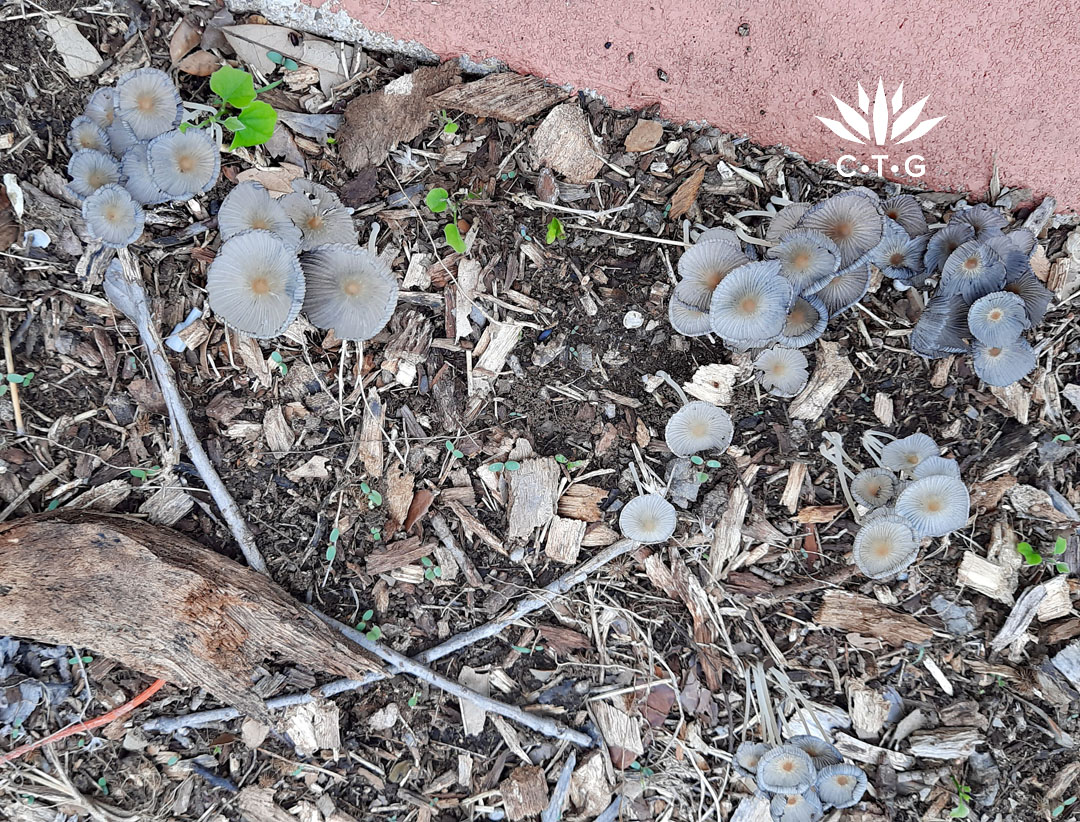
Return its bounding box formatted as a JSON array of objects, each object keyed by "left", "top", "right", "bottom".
[{"left": 309, "top": 0, "right": 1080, "bottom": 210}]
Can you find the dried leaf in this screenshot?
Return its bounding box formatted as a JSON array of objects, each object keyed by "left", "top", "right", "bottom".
[
  {"left": 169, "top": 18, "right": 202, "bottom": 63},
  {"left": 44, "top": 18, "right": 102, "bottom": 79},
  {"left": 235, "top": 163, "right": 306, "bottom": 196},
  {"left": 624, "top": 119, "right": 664, "bottom": 152},
  {"left": 177, "top": 50, "right": 221, "bottom": 77},
  {"left": 669, "top": 165, "right": 705, "bottom": 219}
]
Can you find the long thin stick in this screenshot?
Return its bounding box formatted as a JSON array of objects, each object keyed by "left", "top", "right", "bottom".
[{"left": 3, "top": 317, "right": 24, "bottom": 435}]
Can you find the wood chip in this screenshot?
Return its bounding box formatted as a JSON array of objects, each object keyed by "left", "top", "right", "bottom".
[
  {"left": 544, "top": 516, "right": 586, "bottom": 564},
  {"left": 44, "top": 17, "right": 102, "bottom": 78},
  {"left": 683, "top": 363, "right": 740, "bottom": 405},
  {"left": 569, "top": 750, "right": 612, "bottom": 818},
  {"left": 1007, "top": 484, "right": 1077, "bottom": 524},
  {"left": 969, "top": 475, "right": 1017, "bottom": 511},
  {"left": 833, "top": 731, "right": 915, "bottom": 771},
  {"left": 907, "top": 728, "right": 982, "bottom": 759},
  {"left": 957, "top": 551, "right": 1017, "bottom": 605},
  {"left": 500, "top": 765, "right": 549, "bottom": 821},
  {"left": 384, "top": 464, "right": 414, "bottom": 526},
  {"left": 447, "top": 499, "right": 505, "bottom": 555},
  {"left": 790, "top": 341, "right": 854, "bottom": 422},
  {"left": 68, "top": 479, "right": 131, "bottom": 512},
  {"left": 990, "top": 584, "right": 1047, "bottom": 651},
  {"left": 709, "top": 465, "right": 759, "bottom": 577},
  {"left": 1037, "top": 574, "right": 1072, "bottom": 622},
  {"left": 428, "top": 72, "right": 570, "bottom": 123},
  {"left": 669, "top": 165, "right": 706, "bottom": 219},
  {"left": 262, "top": 405, "right": 293, "bottom": 454},
  {"left": 591, "top": 701, "right": 643, "bottom": 755},
  {"left": 780, "top": 462, "right": 807, "bottom": 514},
  {"left": 1051, "top": 640, "right": 1080, "bottom": 689},
  {"left": 530, "top": 103, "right": 604, "bottom": 184},
  {"left": 922, "top": 655, "right": 954, "bottom": 696},
  {"left": 237, "top": 787, "right": 294, "bottom": 822},
  {"left": 624, "top": 119, "right": 664, "bottom": 152},
  {"left": 990, "top": 382, "right": 1031, "bottom": 423},
  {"left": 794, "top": 504, "right": 845, "bottom": 524},
  {"left": 559, "top": 487, "right": 609, "bottom": 523},
  {"left": 848, "top": 681, "right": 891, "bottom": 740},
  {"left": 282, "top": 701, "right": 341, "bottom": 756},
  {"left": 365, "top": 535, "right": 427, "bottom": 575},
  {"left": 507, "top": 457, "right": 560, "bottom": 539},
  {"left": 286, "top": 455, "right": 330, "bottom": 481},
  {"left": 873, "top": 392, "right": 894, "bottom": 426},
  {"left": 358, "top": 395, "right": 385, "bottom": 477},
  {"left": 138, "top": 485, "right": 194, "bottom": 527},
  {"left": 457, "top": 666, "right": 489, "bottom": 736},
  {"left": 816, "top": 590, "right": 933, "bottom": 646}
]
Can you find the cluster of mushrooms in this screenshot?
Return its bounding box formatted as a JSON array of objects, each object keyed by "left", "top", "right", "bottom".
[
  {"left": 735, "top": 736, "right": 868, "bottom": 820},
  {"left": 848, "top": 433, "right": 970, "bottom": 579},
  {"left": 65, "top": 67, "right": 397, "bottom": 342},
  {"left": 669, "top": 188, "right": 1051, "bottom": 391}
]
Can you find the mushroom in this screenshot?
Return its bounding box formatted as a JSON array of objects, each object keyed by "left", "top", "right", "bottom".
[
  {"left": 767, "top": 228, "right": 839, "bottom": 293},
  {"left": 732, "top": 741, "right": 771, "bottom": 778},
  {"left": 895, "top": 475, "right": 970, "bottom": 537},
  {"left": 147, "top": 128, "right": 220, "bottom": 198},
  {"left": 788, "top": 736, "right": 842, "bottom": 770},
  {"left": 668, "top": 283, "right": 713, "bottom": 337},
  {"left": 770, "top": 789, "right": 824, "bottom": 822},
  {"left": 972, "top": 337, "right": 1036, "bottom": 386},
  {"left": 664, "top": 401, "right": 734, "bottom": 457},
  {"left": 755, "top": 744, "right": 817, "bottom": 795},
  {"left": 120, "top": 143, "right": 169, "bottom": 206},
  {"left": 280, "top": 179, "right": 357, "bottom": 250},
  {"left": 1003, "top": 268, "right": 1053, "bottom": 326},
  {"left": 882, "top": 193, "right": 928, "bottom": 238},
  {"left": 676, "top": 239, "right": 750, "bottom": 305},
  {"left": 776, "top": 294, "right": 828, "bottom": 348},
  {"left": 912, "top": 456, "right": 962, "bottom": 480},
  {"left": 797, "top": 190, "right": 884, "bottom": 269},
  {"left": 765, "top": 202, "right": 810, "bottom": 242},
  {"left": 300, "top": 244, "right": 398, "bottom": 341},
  {"left": 218, "top": 181, "right": 303, "bottom": 248},
  {"left": 66, "top": 149, "right": 122, "bottom": 199},
  {"left": 985, "top": 232, "right": 1034, "bottom": 278},
  {"left": 850, "top": 467, "right": 896, "bottom": 508},
  {"left": 967, "top": 291, "right": 1028, "bottom": 346},
  {"left": 924, "top": 220, "right": 975, "bottom": 276},
  {"left": 753, "top": 346, "right": 809, "bottom": 398},
  {"left": 83, "top": 87, "right": 116, "bottom": 131},
  {"left": 871, "top": 222, "right": 928, "bottom": 286},
  {"left": 940, "top": 240, "right": 1006, "bottom": 303},
  {"left": 694, "top": 226, "right": 742, "bottom": 246},
  {"left": 106, "top": 118, "right": 140, "bottom": 160},
  {"left": 807, "top": 262, "right": 871, "bottom": 317},
  {"left": 853, "top": 512, "right": 919, "bottom": 579},
  {"left": 206, "top": 230, "right": 306, "bottom": 338},
  {"left": 708, "top": 261, "right": 793, "bottom": 344},
  {"left": 951, "top": 203, "right": 1007, "bottom": 239},
  {"left": 81, "top": 184, "right": 146, "bottom": 248},
  {"left": 816, "top": 763, "right": 867, "bottom": 809},
  {"left": 618, "top": 493, "right": 677, "bottom": 544},
  {"left": 67, "top": 115, "right": 110, "bottom": 154},
  {"left": 910, "top": 294, "right": 970, "bottom": 358},
  {"left": 114, "top": 68, "right": 183, "bottom": 141},
  {"left": 879, "top": 433, "right": 939, "bottom": 474}
]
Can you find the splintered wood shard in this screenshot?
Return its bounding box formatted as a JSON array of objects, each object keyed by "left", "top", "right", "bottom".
[
  {"left": 816, "top": 590, "right": 933, "bottom": 646},
  {"left": 427, "top": 73, "right": 571, "bottom": 123},
  {"left": 506, "top": 457, "right": 560, "bottom": 539},
  {"left": 789, "top": 340, "right": 854, "bottom": 422}
]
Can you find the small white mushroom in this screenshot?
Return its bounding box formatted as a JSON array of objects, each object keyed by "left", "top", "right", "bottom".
[
  {"left": 755, "top": 744, "right": 817, "bottom": 795},
  {"left": 300, "top": 244, "right": 398, "bottom": 341},
  {"left": 895, "top": 475, "right": 970, "bottom": 538},
  {"left": 708, "top": 261, "right": 793, "bottom": 344},
  {"left": 972, "top": 337, "right": 1036, "bottom": 387},
  {"left": 676, "top": 239, "right": 749, "bottom": 305},
  {"left": 798, "top": 190, "right": 884, "bottom": 268},
  {"left": 879, "top": 433, "right": 939, "bottom": 474},
  {"left": 67, "top": 115, "right": 110, "bottom": 154},
  {"left": 618, "top": 493, "right": 677, "bottom": 544},
  {"left": 815, "top": 763, "right": 868, "bottom": 809},
  {"left": 67, "top": 150, "right": 121, "bottom": 200},
  {"left": 753, "top": 346, "right": 809, "bottom": 398},
  {"left": 280, "top": 179, "right": 357, "bottom": 250},
  {"left": 852, "top": 512, "right": 919, "bottom": 579},
  {"left": 733, "top": 741, "right": 771, "bottom": 778},
  {"left": 207, "top": 230, "right": 306, "bottom": 338},
  {"left": 850, "top": 467, "right": 896, "bottom": 509},
  {"left": 668, "top": 282, "right": 713, "bottom": 337},
  {"left": 770, "top": 789, "right": 824, "bottom": 822},
  {"left": 147, "top": 128, "right": 220, "bottom": 198},
  {"left": 114, "top": 68, "right": 183, "bottom": 140},
  {"left": 218, "top": 181, "right": 303, "bottom": 248},
  {"left": 912, "top": 456, "right": 962, "bottom": 480},
  {"left": 788, "top": 735, "right": 842, "bottom": 770},
  {"left": 664, "top": 401, "right": 733, "bottom": 457},
  {"left": 120, "top": 143, "right": 169, "bottom": 206}
]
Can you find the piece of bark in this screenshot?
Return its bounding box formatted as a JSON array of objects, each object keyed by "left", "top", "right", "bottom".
[
  {"left": 817, "top": 590, "right": 933, "bottom": 646},
  {"left": 447, "top": 499, "right": 506, "bottom": 555},
  {"left": 262, "top": 405, "right": 293, "bottom": 454},
  {"left": 970, "top": 475, "right": 1018, "bottom": 511},
  {"left": 1008, "top": 484, "right": 1078, "bottom": 524},
  {"left": 458, "top": 666, "right": 489, "bottom": 736},
  {"left": 1037, "top": 574, "right": 1072, "bottom": 622},
  {"left": 428, "top": 72, "right": 570, "bottom": 123},
  {"left": 358, "top": 394, "right": 385, "bottom": 477},
  {"left": 906, "top": 728, "right": 982, "bottom": 760},
  {"left": 730, "top": 793, "right": 772, "bottom": 822},
  {"left": 68, "top": 479, "right": 132, "bottom": 512},
  {"left": 466, "top": 320, "right": 525, "bottom": 422},
  {"left": 957, "top": 550, "right": 1017, "bottom": 605},
  {"left": 569, "top": 750, "right": 612, "bottom": 818},
  {"left": 0, "top": 513, "right": 382, "bottom": 717},
  {"left": 580, "top": 523, "right": 619, "bottom": 547},
  {"left": 138, "top": 485, "right": 194, "bottom": 527},
  {"left": 780, "top": 462, "right": 807, "bottom": 514},
  {"left": 591, "top": 701, "right": 643, "bottom": 755},
  {"left": 849, "top": 681, "right": 891, "bottom": 740},
  {"left": 237, "top": 787, "right": 294, "bottom": 822},
  {"left": 365, "top": 535, "right": 428, "bottom": 575},
  {"left": 709, "top": 465, "right": 759, "bottom": 577},
  {"left": 669, "top": 165, "right": 705, "bottom": 219},
  {"left": 990, "top": 584, "right": 1047, "bottom": 651},
  {"left": 506, "top": 458, "right": 560, "bottom": 539},
  {"left": 530, "top": 103, "right": 604, "bottom": 184},
  {"left": 339, "top": 62, "right": 459, "bottom": 171},
  {"left": 789, "top": 340, "right": 854, "bottom": 422},
  {"left": 793, "top": 504, "right": 846, "bottom": 524},
  {"left": 500, "top": 765, "right": 549, "bottom": 821},
  {"left": 283, "top": 701, "right": 341, "bottom": 756},
  {"left": 833, "top": 731, "right": 915, "bottom": 771},
  {"left": 544, "top": 516, "right": 586, "bottom": 564},
  {"left": 1051, "top": 640, "right": 1080, "bottom": 688},
  {"left": 683, "top": 362, "right": 740, "bottom": 405},
  {"left": 873, "top": 392, "right": 894, "bottom": 426},
  {"left": 557, "top": 484, "right": 608, "bottom": 522}
]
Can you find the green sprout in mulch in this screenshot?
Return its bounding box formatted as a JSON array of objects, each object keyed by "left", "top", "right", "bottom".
[
  {"left": 356, "top": 608, "right": 381, "bottom": 641},
  {"left": 182, "top": 65, "right": 278, "bottom": 150},
  {"left": 1015, "top": 535, "right": 1069, "bottom": 573}
]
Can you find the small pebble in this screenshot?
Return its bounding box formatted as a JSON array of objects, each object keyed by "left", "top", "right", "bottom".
[{"left": 623, "top": 310, "right": 644, "bottom": 329}]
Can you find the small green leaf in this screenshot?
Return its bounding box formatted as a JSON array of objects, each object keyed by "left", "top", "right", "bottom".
[
  {"left": 21, "top": 372, "right": 33, "bottom": 385},
  {"left": 489, "top": 462, "right": 505, "bottom": 472},
  {"left": 408, "top": 693, "right": 419, "bottom": 707},
  {"left": 46, "top": 499, "right": 60, "bottom": 511},
  {"left": 6, "top": 373, "right": 23, "bottom": 384},
  {"left": 706, "top": 459, "right": 722, "bottom": 468},
  {"left": 362, "top": 609, "right": 374, "bottom": 622},
  {"left": 444, "top": 223, "right": 466, "bottom": 253},
  {"left": 1056, "top": 562, "right": 1070, "bottom": 574},
  {"left": 283, "top": 58, "right": 299, "bottom": 71},
  {"left": 366, "top": 625, "right": 381, "bottom": 641},
  {"left": 1054, "top": 433, "right": 1072, "bottom": 442},
  {"left": 369, "top": 490, "right": 382, "bottom": 506},
  {"left": 269, "top": 351, "right": 283, "bottom": 363},
  {"left": 555, "top": 454, "right": 568, "bottom": 463},
  {"left": 1016, "top": 541, "right": 1032, "bottom": 554},
  {"left": 130, "top": 469, "right": 147, "bottom": 480},
  {"left": 361, "top": 481, "right": 371, "bottom": 493},
  {"left": 97, "top": 777, "right": 109, "bottom": 796},
  {"left": 424, "top": 568, "right": 435, "bottom": 581},
  {"left": 0, "top": 385, "right": 8, "bottom": 395},
  {"left": 449, "top": 449, "right": 461, "bottom": 459},
  {"left": 1054, "top": 537, "right": 1068, "bottom": 554},
  {"left": 167, "top": 755, "right": 179, "bottom": 765},
  {"left": 210, "top": 65, "right": 256, "bottom": 108},
  {"left": 326, "top": 543, "right": 337, "bottom": 562},
  {"left": 1025, "top": 552, "right": 1043, "bottom": 566},
  {"left": 504, "top": 460, "right": 521, "bottom": 471},
  {"left": 433, "top": 566, "right": 442, "bottom": 578},
  {"left": 329, "top": 527, "right": 340, "bottom": 543},
  {"left": 267, "top": 50, "right": 285, "bottom": 65},
  {"left": 443, "top": 121, "right": 459, "bottom": 135},
  {"left": 696, "top": 472, "right": 709, "bottom": 483},
  {"left": 222, "top": 115, "right": 245, "bottom": 132},
  {"left": 445, "top": 440, "right": 454, "bottom": 452},
  {"left": 426, "top": 187, "right": 450, "bottom": 214},
  {"left": 690, "top": 455, "right": 704, "bottom": 465},
  {"left": 545, "top": 216, "right": 565, "bottom": 244},
  {"left": 230, "top": 100, "right": 277, "bottom": 149},
  {"left": 421, "top": 556, "right": 433, "bottom": 567},
  {"left": 510, "top": 644, "right": 534, "bottom": 654}
]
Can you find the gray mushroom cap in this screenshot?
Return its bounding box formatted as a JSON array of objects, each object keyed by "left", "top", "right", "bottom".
[
  {"left": 895, "top": 474, "right": 970, "bottom": 537},
  {"left": 664, "top": 401, "right": 734, "bottom": 457},
  {"left": 207, "top": 230, "right": 306, "bottom": 338},
  {"left": 300, "top": 244, "right": 398, "bottom": 341},
  {"left": 677, "top": 239, "right": 750, "bottom": 305},
  {"left": 218, "top": 181, "right": 303, "bottom": 248},
  {"left": 777, "top": 294, "right": 828, "bottom": 348},
  {"left": 808, "top": 262, "right": 871, "bottom": 318},
  {"left": 872, "top": 221, "right": 928, "bottom": 285},
  {"left": 753, "top": 346, "right": 809, "bottom": 398},
  {"left": 972, "top": 337, "right": 1036, "bottom": 387},
  {"left": 83, "top": 87, "right": 116, "bottom": 131},
  {"left": 66, "top": 149, "right": 122, "bottom": 199},
  {"left": 940, "top": 240, "right": 1006, "bottom": 303},
  {"left": 951, "top": 203, "right": 1007, "bottom": 239},
  {"left": 281, "top": 179, "right": 357, "bottom": 250},
  {"left": 766, "top": 202, "right": 811, "bottom": 242},
  {"left": 668, "top": 283, "right": 713, "bottom": 337},
  {"left": 768, "top": 228, "right": 839, "bottom": 293},
  {"left": 147, "top": 128, "right": 220, "bottom": 198},
  {"left": 733, "top": 741, "right": 771, "bottom": 778},
  {"left": 770, "top": 788, "right": 824, "bottom": 822},
  {"left": 709, "top": 261, "right": 793, "bottom": 344},
  {"left": 924, "top": 220, "right": 975, "bottom": 276},
  {"left": 851, "top": 467, "right": 896, "bottom": 508},
  {"left": 798, "top": 190, "right": 884, "bottom": 269},
  {"left": 68, "top": 115, "right": 110, "bottom": 154},
  {"left": 618, "top": 493, "right": 677, "bottom": 544},
  {"left": 912, "top": 456, "right": 962, "bottom": 480},
  {"left": 120, "top": 143, "right": 169, "bottom": 206},
  {"left": 694, "top": 226, "right": 742, "bottom": 247},
  {"left": 755, "top": 744, "right": 817, "bottom": 795},
  {"left": 967, "top": 291, "right": 1028, "bottom": 346},
  {"left": 882, "top": 193, "right": 928, "bottom": 238},
  {"left": 788, "top": 735, "right": 842, "bottom": 770},
  {"left": 1003, "top": 268, "right": 1053, "bottom": 326},
  {"left": 910, "top": 294, "right": 970, "bottom": 358},
  {"left": 815, "top": 763, "right": 867, "bottom": 809},
  {"left": 106, "top": 118, "right": 140, "bottom": 159},
  {"left": 853, "top": 512, "right": 919, "bottom": 579},
  {"left": 880, "top": 433, "right": 939, "bottom": 474},
  {"left": 114, "top": 68, "right": 183, "bottom": 140},
  {"left": 81, "top": 183, "right": 145, "bottom": 248}
]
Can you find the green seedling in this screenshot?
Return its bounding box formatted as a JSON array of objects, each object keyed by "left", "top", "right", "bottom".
[
  {"left": 0, "top": 371, "right": 34, "bottom": 396},
  {"left": 269, "top": 350, "right": 288, "bottom": 376},
  {"left": 371, "top": 525, "right": 382, "bottom": 542},
  {"left": 689, "top": 456, "right": 723, "bottom": 484},
  {"left": 425, "top": 187, "right": 467, "bottom": 254},
  {"left": 184, "top": 65, "right": 278, "bottom": 150},
  {"left": 488, "top": 460, "right": 521, "bottom": 473},
  {"left": 68, "top": 655, "right": 93, "bottom": 665},
  {"left": 1016, "top": 536, "right": 1070, "bottom": 573},
  {"left": 445, "top": 439, "right": 464, "bottom": 460},
  {"left": 407, "top": 691, "right": 420, "bottom": 707},
  {"left": 1053, "top": 796, "right": 1078, "bottom": 818},
  {"left": 421, "top": 555, "right": 442, "bottom": 581},
  {"left": 325, "top": 527, "right": 340, "bottom": 562},
  {"left": 1054, "top": 433, "right": 1072, "bottom": 442},
  {"left": 546, "top": 216, "right": 566, "bottom": 244},
  {"left": 129, "top": 465, "right": 162, "bottom": 482},
  {"left": 949, "top": 778, "right": 972, "bottom": 819},
  {"left": 439, "top": 109, "right": 459, "bottom": 135},
  {"left": 554, "top": 453, "right": 585, "bottom": 470},
  {"left": 360, "top": 481, "right": 383, "bottom": 508},
  {"left": 265, "top": 50, "right": 299, "bottom": 72},
  {"left": 96, "top": 777, "right": 109, "bottom": 797},
  {"left": 356, "top": 608, "right": 382, "bottom": 641},
  {"left": 628, "top": 760, "right": 655, "bottom": 779},
  {"left": 510, "top": 643, "right": 543, "bottom": 654}
]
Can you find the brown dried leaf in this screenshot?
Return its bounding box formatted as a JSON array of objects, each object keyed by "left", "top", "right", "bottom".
[
  {"left": 169, "top": 19, "right": 202, "bottom": 63},
  {"left": 403, "top": 488, "right": 436, "bottom": 532},
  {"left": 624, "top": 119, "right": 664, "bottom": 153},
  {"left": 669, "top": 165, "right": 705, "bottom": 219},
  {"left": 177, "top": 50, "right": 221, "bottom": 77}
]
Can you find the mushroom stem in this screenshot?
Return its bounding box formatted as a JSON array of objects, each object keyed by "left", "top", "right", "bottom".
[
  {"left": 367, "top": 221, "right": 380, "bottom": 256},
  {"left": 655, "top": 370, "right": 689, "bottom": 407},
  {"left": 820, "top": 431, "right": 861, "bottom": 524},
  {"left": 861, "top": 429, "right": 896, "bottom": 466}
]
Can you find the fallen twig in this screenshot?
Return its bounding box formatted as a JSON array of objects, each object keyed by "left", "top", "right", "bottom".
[{"left": 3, "top": 317, "right": 25, "bottom": 435}]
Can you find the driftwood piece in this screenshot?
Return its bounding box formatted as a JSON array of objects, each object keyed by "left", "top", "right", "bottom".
[
  {"left": 709, "top": 465, "right": 759, "bottom": 576},
  {"left": 365, "top": 535, "right": 428, "bottom": 575},
  {"left": 530, "top": 103, "right": 605, "bottom": 184},
  {"left": 906, "top": 728, "right": 983, "bottom": 759},
  {"left": 789, "top": 341, "right": 854, "bottom": 422},
  {"left": 558, "top": 484, "right": 608, "bottom": 521},
  {"left": 545, "top": 516, "right": 586, "bottom": 564},
  {"left": 833, "top": 731, "right": 915, "bottom": 770},
  {"left": 0, "top": 512, "right": 383, "bottom": 717},
  {"left": 500, "top": 765, "right": 550, "bottom": 821},
  {"left": 428, "top": 72, "right": 570, "bottom": 123},
  {"left": 506, "top": 457, "right": 560, "bottom": 539},
  {"left": 816, "top": 590, "right": 933, "bottom": 646}
]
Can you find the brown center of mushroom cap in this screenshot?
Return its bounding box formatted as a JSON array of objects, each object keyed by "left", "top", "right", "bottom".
[
  {"left": 780, "top": 759, "right": 796, "bottom": 773},
  {"left": 872, "top": 539, "right": 894, "bottom": 559},
  {"left": 886, "top": 208, "right": 899, "bottom": 220},
  {"left": 836, "top": 775, "right": 851, "bottom": 787},
  {"left": 689, "top": 420, "right": 709, "bottom": 438},
  {"left": 926, "top": 498, "right": 943, "bottom": 513},
  {"left": 104, "top": 109, "right": 114, "bottom": 126},
  {"left": 787, "top": 796, "right": 799, "bottom": 806},
  {"left": 988, "top": 347, "right": 1002, "bottom": 357},
  {"left": 889, "top": 251, "right": 905, "bottom": 266},
  {"left": 88, "top": 171, "right": 107, "bottom": 188},
  {"left": 343, "top": 277, "right": 364, "bottom": 297},
  {"left": 738, "top": 296, "right": 760, "bottom": 315},
  {"left": 867, "top": 480, "right": 883, "bottom": 496},
  {"left": 135, "top": 92, "right": 157, "bottom": 113},
  {"left": 103, "top": 204, "right": 120, "bottom": 223},
  {"left": 638, "top": 515, "right": 657, "bottom": 532},
  {"left": 306, "top": 214, "right": 324, "bottom": 231},
  {"left": 250, "top": 276, "right": 271, "bottom": 295},
  {"left": 963, "top": 256, "right": 980, "bottom": 271},
  {"left": 1004, "top": 282, "right": 1021, "bottom": 295},
  {"left": 177, "top": 153, "right": 195, "bottom": 174},
  {"left": 705, "top": 270, "right": 723, "bottom": 289},
  {"left": 770, "top": 362, "right": 789, "bottom": 377},
  {"left": 791, "top": 251, "right": 812, "bottom": 270},
  {"left": 828, "top": 220, "right": 854, "bottom": 241},
  {"left": 789, "top": 306, "right": 807, "bottom": 325},
  {"left": 250, "top": 217, "right": 270, "bottom": 230},
  {"left": 988, "top": 308, "right": 1003, "bottom": 321},
  {"left": 905, "top": 454, "right": 919, "bottom": 465}
]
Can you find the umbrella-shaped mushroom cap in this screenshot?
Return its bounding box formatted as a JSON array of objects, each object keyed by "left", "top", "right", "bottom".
[
  {"left": 756, "top": 744, "right": 817, "bottom": 795},
  {"left": 972, "top": 337, "right": 1036, "bottom": 387},
  {"left": 940, "top": 240, "right": 1006, "bottom": 303},
  {"left": 880, "top": 433, "right": 939, "bottom": 473},
  {"left": 106, "top": 118, "right": 140, "bottom": 159},
  {"left": 207, "top": 230, "right": 306, "bottom": 338},
  {"left": 68, "top": 115, "right": 110, "bottom": 154},
  {"left": 677, "top": 240, "right": 750, "bottom": 305},
  {"left": 766, "top": 202, "right": 811, "bottom": 242},
  {"left": 788, "top": 736, "right": 842, "bottom": 770},
  {"left": 808, "top": 262, "right": 871, "bottom": 318},
  {"left": 967, "top": 291, "right": 1028, "bottom": 346},
  {"left": 668, "top": 283, "right": 713, "bottom": 337},
  {"left": 798, "top": 191, "right": 884, "bottom": 268},
  {"left": 281, "top": 179, "right": 357, "bottom": 250},
  {"left": 777, "top": 294, "right": 828, "bottom": 348},
  {"left": 910, "top": 294, "right": 970, "bottom": 358},
  {"left": 768, "top": 228, "right": 839, "bottom": 293},
  {"left": 924, "top": 220, "right": 975, "bottom": 276},
  {"left": 300, "top": 244, "right": 398, "bottom": 341},
  {"left": 121, "top": 143, "right": 169, "bottom": 206},
  {"left": 895, "top": 474, "right": 970, "bottom": 537},
  {"left": 770, "top": 789, "right": 824, "bottom": 822},
  {"left": 872, "top": 223, "right": 928, "bottom": 285},
  {"left": 1003, "top": 268, "right": 1053, "bottom": 326},
  {"left": 753, "top": 346, "right": 809, "bottom": 398},
  {"left": 695, "top": 226, "right": 742, "bottom": 247},
  {"left": 114, "top": 68, "right": 183, "bottom": 140},
  {"left": 709, "top": 261, "right": 793, "bottom": 343},
  {"left": 218, "top": 181, "right": 303, "bottom": 247},
  {"left": 67, "top": 149, "right": 122, "bottom": 199},
  {"left": 952, "top": 203, "right": 1007, "bottom": 238},
  {"left": 84, "top": 87, "right": 116, "bottom": 130},
  {"left": 912, "top": 456, "right": 962, "bottom": 480},
  {"left": 984, "top": 233, "right": 1033, "bottom": 279},
  {"left": 664, "top": 401, "right": 734, "bottom": 457},
  {"left": 733, "top": 741, "right": 772, "bottom": 778},
  {"left": 816, "top": 763, "right": 867, "bottom": 809},
  {"left": 81, "top": 183, "right": 145, "bottom": 248},
  {"left": 882, "top": 194, "right": 928, "bottom": 238},
  {"left": 147, "top": 128, "right": 220, "bottom": 197},
  {"left": 618, "top": 493, "right": 677, "bottom": 544},
  {"left": 853, "top": 512, "right": 919, "bottom": 579},
  {"left": 851, "top": 467, "right": 896, "bottom": 508}
]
